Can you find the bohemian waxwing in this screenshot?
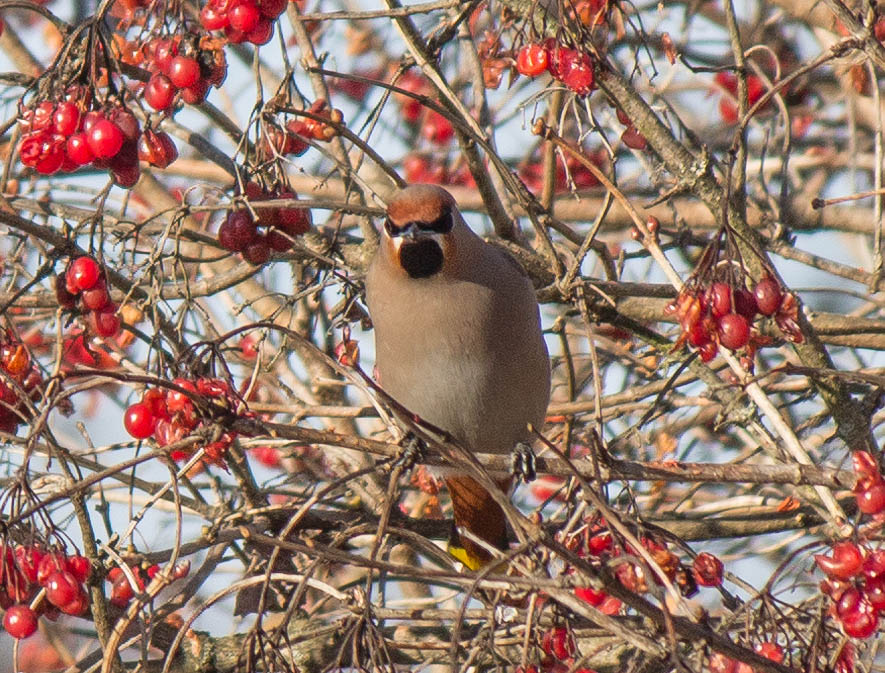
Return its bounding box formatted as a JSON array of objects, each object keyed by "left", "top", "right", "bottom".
[{"left": 365, "top": 184, "right": 550, "bottom": 569}]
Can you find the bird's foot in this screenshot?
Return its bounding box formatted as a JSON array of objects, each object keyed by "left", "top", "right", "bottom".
[
  {"left": 393, "top": 432, "right": 427, "bottom": 471},
  {"left": 510, "top": 442, "right": 536, "bottom": 483}
]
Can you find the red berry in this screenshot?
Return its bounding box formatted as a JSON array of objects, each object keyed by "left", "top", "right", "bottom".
[
  {"left": 44, "top": 570, "right": 79, "bottom": 609},
  {"left": 82, "top": 283, "right": 111, "bottom": 311},
  {"left": 66, "top": 133, "right": 94, "bottom": 165},
  {"left": 152, "top": 38, "right": 178, "bottom": 75},
  {"left": 854, "top": 451, "right": 882, "bottom": 482},
  {"left": 111, "top": 162, "right": 141, "bottom": 189},
  {"left": 258, "top": 0, "right": 286, "bottom": 17},
  {"left": 168, "top": 56, "right": 201, "bottom": 89},
  {"left": 109, "top": 572, "right": 134, "bottom": 607},
  {"left": 3, "top": 604, "right": 38, "bottom": 639},
  {"left": 14, "top": 545, "right": 44, "bottom": 584},
  {"left": 421, "top": 110, "right": 454, "bottom": 145},
  {"left": 857, "top": 482, "right": 885, "bottom": 514},
  {"left": 266, "top": 228, "right": 294, "bottom": 252},
  {"left": 166, "top": 378, "right": 197, "bottom": 413},
  {"left": 245, "top": 17, "right": 273, "bottom": 45},
  {"left": 87, "top": 120, "right": 124, "bottom": 159},
  {"left": 733, "top": 288, "right": 758, "bottom": 320},
  {"left": 66, "top": 555, "right": 90, "bottom": 583},
  {"left": 755, "top": 642, "right": 784, "bottom": 663},
  {"left": 754, "top": 277, "right": 783, "bottom": 316},
  {"left": 620, "top": 125, "right": 647, "bottom": 150},
  {"left": 144, "top": 73, "right": 176, "bottom": 112},
  {"left": 708, "top": 282, "right": 732, "bottom": 318},
  {"left": 816, "top": 541, "right": 864, "bottom": 580},
  {"left": 201, "top": 4, "right": 229, "bottom": 29},
  {"left": 53, "top": 102, "right": 80, "bottom": 135},
  {"left": 541, "top": 626, "right": 575, "bottom": 661},
  {"left": 137, "top": 130, "right": 178, "bottom": 168},
  {"left": 108, "top": 108, "right": 139, "bottom": 142},
  {"left": 691, "top": 552, "right": 724, "bottom": 587},
  {"left": 218, "top": 211, "right": 257, "bottom": 251},
  {"left": 68, "top": 257, "right": 101, "bottom": 292},
  {"left": 516, "top": 44, "right": 549, "bottom": 77},
  {"left": 124, "top": 402, "right": 156, "bottom": 439},
  {"left": 574, "top": 585, "right": 606, "bottom": 605},
  {"left": 58, "top": 585, "right": 88, "bottom": 615},
  {"left": 91, "top": 307, "right": 121, "bottom": 338},
  {"left": 36, "top": 552, "right": 66, "bottom": 585},
  {"left": 229, "top": 2, "right": 260, "bottom": 33},
  {"left": 717, "top": 313, "right": 750, "bottom": 350},
  {"left": 242, "top": 235, "right": 271, "bottom": 265},
  {"left": 180, "top": 79, "right": 211, "bottom": 105},
  {"left": 876, "top": 17, "right": 885, "bottom": 43},
  {"left": 81, "top": 110, "right": 102, "bottom": 133},
  {"left": 864, "top": 576, "right": 885, "bottom": 610}
]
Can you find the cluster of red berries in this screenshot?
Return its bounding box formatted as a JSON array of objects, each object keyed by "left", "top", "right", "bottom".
[
  {"left": 708, "top": 641, "right": 785, "bottom": 673},
  {"left": 392, "top": 72, "right": 455, "bottom": 146},
  {"left": 19, "top": 95, "right": 179, "bottom": 187},
  {"left": 0, "top": 333, "right": 44, "bottom": 434},
  {"left": 106, "top": 560, "right": 189, "bottom": 608},
  {"left": 124, "top": 377, "right": 253, "bottom": 466},
  {"left": 217, "top": 182, "right": 312, "bottom": 265},
  {"left": 142, "top": 36, "right": 227, "bottom": 112},
  {"left": 519, "top": 147, "right": 605, "bottom": 194},
  {"left": 258, "top": 99, "right": 344, "bottom": 160},
  {"left": 852, "top": 450, "right": 885, "bottom": 515},
  {"left": 56, "top": 256, "right": 121, "bottom": 339},
  {"left": 816, "top": 541, "right": 885, "bottom": 639},
  {"left": 667, "top": 275, "right": 802, "bottom": 364},
  {"left": 515, "top": 40, "right": 595, "bottom": 96},
  {"left": 566, "top": 523, "right": 710, "bottom": 616},
  {"left": 539, "top": 626, "right": 578, "bottom": 670},
  {"left": 1, "top": 544, "right": 91, "bottom": 640},
  {"left": 200, "top": 0, "right": 287, "bottom": 45},
  {"left": 714, "top": 71, "right": 770, "bottom": 125},
  {"left": 402, "top": 154, "right": 475, "bottom": 188}
]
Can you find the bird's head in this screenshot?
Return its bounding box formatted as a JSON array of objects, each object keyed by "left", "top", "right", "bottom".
[{"left": 382, "top": 184, "right": 461, "bottom": 279}]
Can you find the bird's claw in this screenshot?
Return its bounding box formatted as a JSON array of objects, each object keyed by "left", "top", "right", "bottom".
[
  {"left": 393, "top": 432, "right": 426, "bottom": 471},
  {"left": 511, "top": 442, "right": 536, "bottom": 483}
]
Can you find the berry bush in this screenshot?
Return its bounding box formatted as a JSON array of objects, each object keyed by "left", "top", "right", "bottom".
[{"left": 3, "top": 0, "right": 885, "bottom": 671}]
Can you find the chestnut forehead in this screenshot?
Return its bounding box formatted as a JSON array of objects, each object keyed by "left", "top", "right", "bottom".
[{"left": 386, "top": 186, "right": 454, "bottom": 224}]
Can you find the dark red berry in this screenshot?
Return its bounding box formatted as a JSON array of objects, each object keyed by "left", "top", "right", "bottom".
[
  {"left": 168, "top": 56, "right": 201, "bottom": 89},
  {"left": 754, "top": 277, "right": 783, "bottom": 316},
  {"left": 717, "top": 313, "right": 750, "bottom": 350},
  {"left": 218, "top": 211, "right": 256, "bottom": 252}
]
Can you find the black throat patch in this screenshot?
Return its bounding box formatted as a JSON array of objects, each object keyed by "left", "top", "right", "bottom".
[{"left": 399, "top": 238, "right": 444, "bottom": 278}]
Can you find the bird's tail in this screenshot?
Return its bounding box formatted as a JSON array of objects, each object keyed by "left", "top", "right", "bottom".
[{"left": 445, "top": 475, "right": 510, "bottom": 570}]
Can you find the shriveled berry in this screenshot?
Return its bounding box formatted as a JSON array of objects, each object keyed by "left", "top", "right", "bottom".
[
  {"left": 754, "top": 277, "right": 782, "bottom": 316},
  {"left": 218, "top": 211, "right": 257, "bottom": 252}
]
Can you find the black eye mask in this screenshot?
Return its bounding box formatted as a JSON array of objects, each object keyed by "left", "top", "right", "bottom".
[{"left": 384, "top": 207, "right": 453, "bottom": 238}]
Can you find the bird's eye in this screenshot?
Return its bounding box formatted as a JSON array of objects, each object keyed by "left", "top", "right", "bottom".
[{"left": 384, "top": 218, "right": 406, "bottom": 237}]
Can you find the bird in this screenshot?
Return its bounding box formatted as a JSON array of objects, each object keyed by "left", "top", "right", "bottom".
[{"left": 365, "top": 184, "right": 550, "bottom": 569}]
